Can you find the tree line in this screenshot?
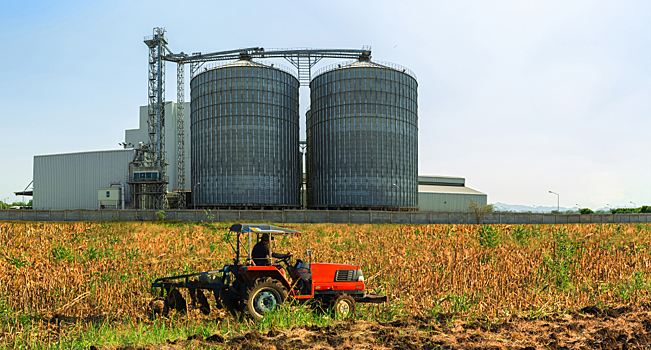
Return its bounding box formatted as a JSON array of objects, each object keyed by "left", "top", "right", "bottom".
[{"left": 0, "top": 200, "right": 33, "bottom": 209}]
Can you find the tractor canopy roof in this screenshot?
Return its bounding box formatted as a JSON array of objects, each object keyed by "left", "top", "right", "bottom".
[{"left": 229, "top": 224, "right": 301, "bottom": 235}]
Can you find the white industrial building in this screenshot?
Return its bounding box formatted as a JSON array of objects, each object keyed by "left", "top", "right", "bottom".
[
  {"left": 33, "top": 149, "right": 134, "bottom": 210},
  {"left": 124, "top": 101, "right": 191, "bottom": 191},
  {"left": 417, "top": 176, "right": 487, "bottom": 211},
  {"left": 32, "top": 102, "right": 488, "bottom": 211}
]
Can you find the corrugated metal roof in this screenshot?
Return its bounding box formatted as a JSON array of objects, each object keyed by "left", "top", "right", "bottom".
[
  {"left": 35, "top": 148, "right": 133, "bottom": 157},
  {"left": 418, "top": 175, "right": 465, "bottom": 186},
  {"left": 219, "top": 59, "right": 268, "bottom": 68},
  {"left": 313, "top": 60, "right": 417, "bottom": 80},
  {"left": 196, "top": 59, "right": 298, "bottom": 79},
  {"left": 342, "top": 60, "right": 388, "bottom": 69},
  {"left": 419, "top": 185, "right": 486, "bottom": 195}
]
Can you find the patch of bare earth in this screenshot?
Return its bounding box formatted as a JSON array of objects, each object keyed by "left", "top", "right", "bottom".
[{"left": 103, "top": 305, "right": 651, "bottom": 349}]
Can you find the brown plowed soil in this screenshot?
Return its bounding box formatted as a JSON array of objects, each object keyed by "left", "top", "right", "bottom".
[{"left": 111, "top": 305, "right": 651, "bottom": 349}]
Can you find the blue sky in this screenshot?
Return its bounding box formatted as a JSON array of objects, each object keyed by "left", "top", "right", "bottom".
[{"left": 0, "top": 0, "right": 649, "bottom": 209}]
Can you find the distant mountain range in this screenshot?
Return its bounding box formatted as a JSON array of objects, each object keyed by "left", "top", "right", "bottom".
[{"left": 491, "top": 202, "right": 611, "bottom": 213}]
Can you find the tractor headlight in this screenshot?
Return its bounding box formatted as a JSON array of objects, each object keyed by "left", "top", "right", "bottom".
[
  {"left": 357, "top": 268, "right": 364, "bottom": 281},
  {"left": 358, "top": 275, "right": 364, "bottom": 282}
]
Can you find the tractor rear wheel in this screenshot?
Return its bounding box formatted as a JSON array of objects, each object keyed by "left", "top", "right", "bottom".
[
  {"left": 332, "top": 294, "right": 356, "bottom": 318},
  {"left": 245, "top": 278, "right": 288, "bottom": 321}
]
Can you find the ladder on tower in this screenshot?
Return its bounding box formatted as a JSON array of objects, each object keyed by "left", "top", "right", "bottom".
[{"left": 296, "top": 55, "right": 311, "bottom": 86}]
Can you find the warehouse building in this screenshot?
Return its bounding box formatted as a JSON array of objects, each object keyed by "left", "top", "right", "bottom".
[
  {"left": 33, "top": 149, "right": 134, "bottom": 210},
  {"left": 417, "top": 176, "right": 487, "bottom": 212}
]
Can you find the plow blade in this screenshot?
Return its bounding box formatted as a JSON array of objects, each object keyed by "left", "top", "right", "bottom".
[
  {"left": 189, "top": 289, "right": 211, "bottom": 315},
  {"left": 164, "top": 289, "right": 188, "bottom": 315}
]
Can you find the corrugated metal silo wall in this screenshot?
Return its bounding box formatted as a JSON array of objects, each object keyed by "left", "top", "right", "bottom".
[
  {"left": 33, "top": 149, "right": 134, "bottom": 210},
  {"left": 190, "top": 62, "right": 300, "bottom": 207},
  {"left": 307, "top": 63, "right": 418, "bottom": 208},
  {"left": 305, "top": 109, "right": 312, "bottom": 207}
]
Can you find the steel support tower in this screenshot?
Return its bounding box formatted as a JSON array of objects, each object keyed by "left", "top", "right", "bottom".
[
  {"left": 133, "top": 27, "right": 170, "bottom": 209},
  {"left": 175, "top": 62, "right": 186, "bottom": 208}
]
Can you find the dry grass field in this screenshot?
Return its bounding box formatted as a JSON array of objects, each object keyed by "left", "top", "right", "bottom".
[{"left": 1, "top": 221, "right": 650, "bottom": 348}]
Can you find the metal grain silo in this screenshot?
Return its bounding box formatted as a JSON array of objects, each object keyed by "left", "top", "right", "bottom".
[
  {"left": 190, "top": 60, "right": 300, "bottom": 208},
  {"left": 307, "top": 60, "right": 418, "bottom": 209}
]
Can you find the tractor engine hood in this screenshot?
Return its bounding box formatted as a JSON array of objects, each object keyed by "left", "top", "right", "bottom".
[{"left": 311, "top": 263, "right": 364, "bottom": 283}]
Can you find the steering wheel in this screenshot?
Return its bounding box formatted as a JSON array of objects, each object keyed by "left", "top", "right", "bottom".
[{"left": 274, "top": 253, "right": 293, "bottom": 266}]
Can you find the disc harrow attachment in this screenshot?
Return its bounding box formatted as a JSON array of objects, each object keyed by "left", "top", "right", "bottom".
[{"left": 152, "top": 268, "right": 229, "bottom": 317}]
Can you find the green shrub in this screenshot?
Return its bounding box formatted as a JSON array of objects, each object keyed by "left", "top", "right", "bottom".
[
  {"left": 50, "top": 246, "right": 74, "bottom": 262},
  {"left": 6, "top": 254, "right": 30, "bottom": 268},
  {"left": 580, "top": 208, "right": 594, "bottom": 215},
  {"left": 467, "top": 199, "right": 495, "bottom": 224},
  {"left": 540, "top": 227, "right": 582, "bottom": 290},
  {"left": 155, "top": 210, "right": 166, "bottom": 221},
  {"left": 510, "top": 225, "right": 536, "bottom": 246},
  {"left": 476, "top": 226, "right": 500, "bottom": 248}
]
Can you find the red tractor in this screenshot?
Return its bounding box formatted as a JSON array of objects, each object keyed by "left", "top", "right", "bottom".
[{"left": 152, "top": 224, "right": 386, "bottom": 320}]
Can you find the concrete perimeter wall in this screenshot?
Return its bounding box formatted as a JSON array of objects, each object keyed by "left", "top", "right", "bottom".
[{"left": 0, "top": 209, "right": 650, "bottom": 225}]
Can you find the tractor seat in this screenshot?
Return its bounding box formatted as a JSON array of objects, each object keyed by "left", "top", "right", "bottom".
[
  {"left": 288, "top": 260, "right": 311, "bottom": 280},
  {"left": 294, "top": 259, "right": 310, "bottom": 270},
  {"left": 292, "top": 260, "right": 312, "bottom": 281}
]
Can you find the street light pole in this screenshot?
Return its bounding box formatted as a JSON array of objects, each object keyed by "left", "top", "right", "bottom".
[
  {"left": 631, "top": 201, "right": 636, "bottom": 208},
  {"left": 549, "top": 191, "right": 559, "bottom": 212}
]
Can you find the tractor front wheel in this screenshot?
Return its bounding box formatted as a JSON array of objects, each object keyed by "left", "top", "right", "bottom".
[
  {"left": 332, "top": 294, "right": 356, "bottom": 318},
  {"left": 245, "top": 278, "right": 288, "bottom": 321}
]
